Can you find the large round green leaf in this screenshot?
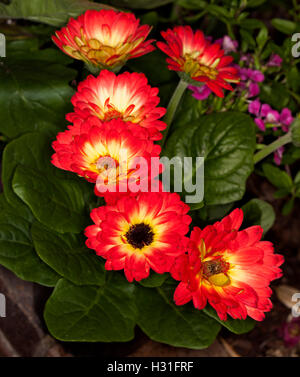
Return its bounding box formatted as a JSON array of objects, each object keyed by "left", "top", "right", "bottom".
[
  {"left": 136, "top": 283, "right": 221, "bottom": 349},
  {"left": 242, "top": 198, "right": 275, "bottom": 235},
  {"left": 203, "top": 305, "right": 256, "bottom": 335},
  {"left": 164, "top": 111, "right": 256, "bottom": 206},
  {"left": 2, "top": 132, "right": 93, "bottom": 234},
  {"left": 138, "top": 272, "right": 168, "bottom": 288},
  {"left": 31, "top": 222, "right": 105, "bottom": 286},
  {"left": 109, "top": 0, "right": 174, "bottom": 10},
  {"left": 0, "top": 0, "right": 112, "bottom": 27},
  {"left": 0, "top": 194, "right": 60, "bottom": 286},
  {"left": 44, "top": 274, "right": 137, "bottom": 342},
  {"left": 0, "top": 40, "right": 76, "bottom": 139}
]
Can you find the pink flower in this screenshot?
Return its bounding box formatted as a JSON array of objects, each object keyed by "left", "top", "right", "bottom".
[
  {"left": 260, "top": 104, "right": 272, "bottom": 117},
  {"left": 235, "top": 66, "right": 264, "bottom": 99},
  {"left": 248, "top": 99, "right": 266, "bottom": 130},
  {"left": 248, "top": 99, "right": 261, "bottom": 116},
  {"left": 248, "top": 101, "right": 293, "bottom": 165},
  {"left": 279, "top": 317, "right": 300, "bottom": 347},
  {"left": 238, "top": 67, "right": 264, "bottom": 83},
  {"left": 253, "top": 118, "right": 265, "bottom": 130},
  {"left": 238, "top": 67, "right": 251, "bottom": 81},
  {"left": 247, "top": 82, "right": 260, "bottom": 98},
  {"left": 248, "top": 69, "right": 265, "bottom": 83},
  {"left": 223, "top": 36, "right": 238, "bottom": 53},
  {"left": 265, "top": 109, "right": 280, "bottom": 124},
  {"left": 248, "top": 100, "right": 275, "bottom": 131},
  {"left": 267, "top": 54, "right": 283, "bottom": 67},
  {"left": 215, "top": 35, "right": 238, "bottom": 54},
  {"left": 240, "top": 53, "right": 253, "bottom": 64},
  {"left": 280, "top": 108, "right": 294, "bottom": 131},
  {"left": 274, "top": 146, "right": 284, "bottom": 165},
  {"left": 188, "top": 84, "right": 212, "bottom": 100}
]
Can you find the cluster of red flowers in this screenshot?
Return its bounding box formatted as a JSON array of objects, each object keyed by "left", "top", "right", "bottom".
[{"left": 52, "top": 9, "right": 283, "bottom": 321}]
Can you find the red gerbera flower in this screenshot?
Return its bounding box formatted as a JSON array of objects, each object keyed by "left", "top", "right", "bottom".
[
  {"left": 85, "top": 192, "right": 192, "bottom": 282},
  {"left": 52, "top": 9, "right": 155, "bottom": 71},
  {"left": 95, "top": 176, "right": 165, "bottom": 206},
  {"left": 67, "top": 70, "right": 166, "bottom": 140},
  {"left": 171, "top": 209, "right": 284, "bottom": 321},
  {"left": 157, "top": 26, "right": 240, "bottom": 97},
  {"left": 51, "top": 117, "right": 161, "bottom": 196}
]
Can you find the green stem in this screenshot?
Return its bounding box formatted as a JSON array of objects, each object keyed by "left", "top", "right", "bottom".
[
  {"left": 226, "top": 21, "right": 235, "bottom": 41},
  {"left": 159, "top": 79, "right": 188, "bottom": 147},
  {"left": 253, "top": 132, "right": 292, "bottom": 164},
  {"left": 85, "top": 62, "right": 101, "bottom": 76}
]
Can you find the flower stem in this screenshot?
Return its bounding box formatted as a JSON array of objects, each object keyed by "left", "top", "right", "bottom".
[
  {"left": 85, "top": 62, "right": 101, "bottom": 76},
  {"left": 253, "top": 132, "right": 292, "bottom": 164},
  {"left": 160, "top": 79, "right": 188, "bottom": 147}
]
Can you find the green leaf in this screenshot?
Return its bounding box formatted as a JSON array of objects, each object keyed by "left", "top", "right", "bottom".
[
  {"left": 140, "top": 11, "right": 159, "bottom": 27},
  {"left": 189, "top": 201, "right": 204, "bottom": 211},
  {"left": 177, "top": 0, "right": 206, "bottom": 10},
  {"left": 295, "top": 173, "right": 300, "bottom": 198},
  {"left": 31, "top": 222, "right": 106, "bottom": 286},
  {"left": 242, "top": 198, "right": 275, "bottom": 235},
  {"left": 282, "top": 144, "right": 300, "bottom": 165},
  {"left": 0, "top": 39, "right": 76, "bottom": 139},
  {"left": 259, "top": 82, "right": 290, "bottom": 111},
  {"left": 139, "top": 272, "right": 168, "bottom": 288},
  {"left": 0, "top": 0, "right": 112, "bottom": 27},
  {"left": 240, "top": 29, "right": 256, "bottom": 49},
  {"left": 282, "top": 197, "right": 295, "bottom": 215},
  {"left": 44, "top": 274, "right": 137, "bottom": 342},
  {"left": 271, "top": 18, "right": 297, "bottom": 35},
  {"left": 274, "top": 188, "right": 291, "bottom": 199},
  {"left": 287, "top": 67, "right": 300, "bottom": 93},
  {"left": 240, "top": 19, "right": 266, "bottom": 30},
  {"left": 136, "top": 283, "right": 221, "bottom": 349},
  {"left": 295, "top": 171, "right": 300, "bottom": 186},
  {"left": 2, "top": 132, "right": 93, "bottom": 234},
  {"left": 127, "top": 50, "right": 176, "bottom": 86},
  {"left": 291, "top": 118, "right": 300, "bottom": 147},
  {"left": 203, "top": 306, "right": 256, "bottom": 335},
  {"left": 0, "top": 194, "right": 60, "bottom": 286},
  {"left": 262, "top": 163, "right": 293, "bottom": 190},
  {"left": 127, "top": 50, "right": 177, "bottom": 106},
  {"left": 198, "top": 202, "right": 234, "bottom": 221},
  {"left": 206, "top": 4, "right": 230, "bottom": 18},
  {"left": 164, "top": 112, "right": 256, "bottom": 206},
  {"left": 108, "top": 0, "right": 174, "bottom": 9},
  {"left": 256, "top": 27, "right": 268, "bottom": 50},
  {"left": 172, "top": 92, "right": 206, "bottom": 133}
]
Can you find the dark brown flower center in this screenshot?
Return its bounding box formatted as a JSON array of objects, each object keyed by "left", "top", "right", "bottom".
[
  {"left": 125, "top": 223, "right": 154, "bottom": 249},
  {"left": 202, "top": 259, "right": 228, "bottom": 278}
]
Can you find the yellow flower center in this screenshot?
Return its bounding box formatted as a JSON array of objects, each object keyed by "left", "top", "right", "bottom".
[
  {"left": 65, "top": 29, "right": 145, "bottom": 69},
  {"left": 183, "top": 53, "right": 219, "bottom": 79},
  {"left": 102, "top": 101, "right": 136, "bottom": 123}
]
